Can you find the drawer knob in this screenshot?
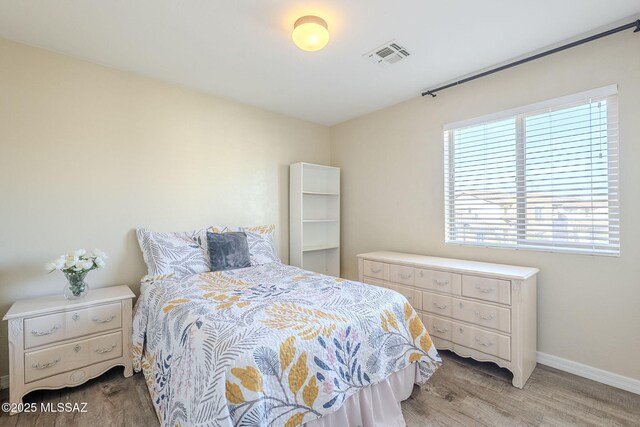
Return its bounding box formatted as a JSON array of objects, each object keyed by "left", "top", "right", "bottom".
[
  {"left": 399, "top": 273, "right": 412, "bottom": 280},
  {"left": 370, "top": 267, "right": 382, "bottom": 274},
  {"left": 32, "top": 356, "right": 61, "bottom": 370},
  {"left": 419, "top": 271, "right": 425, "bottom": 277},
  {"left": 72, "top": 313, "right": 80, "bottom": 321},
  {"left": 475, "top": 336, "right": 494, "bottom": 347},
  {"left": 475, "top": 285, "right": 494, "bottom": 294},
  {"left": 433, "top": 279, "right": 449, "bottom": 287},
  {"left": 74, "top": 344, "right": 81, "bottom": 353},
  {"left": 432, "top": 302, "right": 448, "bottom": 310},
  {"left": 92, "top": 314, "right": 115, "bottom": 324},
  {"left": 475, "top": 311, "right": 495, "bottom": 321},
  {"left": 94, "top": 343, "right": 117, "bottom": 354},
  {"left": 31, "top": 324, "right": 60, "bottom": 336},
  {"left": 433, "top": 326, "right": 449, "bottom": 334}
]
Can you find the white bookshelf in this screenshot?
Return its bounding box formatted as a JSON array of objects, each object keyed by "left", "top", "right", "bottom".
[{"left": 290, "top": 162, "right": 340, "bottom": 277}]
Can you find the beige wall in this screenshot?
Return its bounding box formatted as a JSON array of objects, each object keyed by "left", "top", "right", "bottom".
[
  {"left": 331, "top": 31, "right": 640, "bottom": 381},
  {"left": 0, "top": 38, "right": 330, "bottom": 376}
]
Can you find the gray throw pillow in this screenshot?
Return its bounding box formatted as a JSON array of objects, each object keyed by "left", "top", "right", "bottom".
[{"left": 206, "top": 231, "right": 251, "bottom": 271}]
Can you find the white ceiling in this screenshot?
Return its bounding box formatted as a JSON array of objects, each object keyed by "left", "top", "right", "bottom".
[{"left": 0, "top": 1, "right": 638, "bottom": 125}]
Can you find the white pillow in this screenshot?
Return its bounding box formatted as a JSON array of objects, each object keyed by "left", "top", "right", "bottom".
[{"left": 136, "top": 228, "right": 209, "bottom": 277}]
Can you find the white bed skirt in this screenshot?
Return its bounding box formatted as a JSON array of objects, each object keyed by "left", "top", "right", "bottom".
[{"left": 305, "top": 363, "right": 418, "bottom": 427}]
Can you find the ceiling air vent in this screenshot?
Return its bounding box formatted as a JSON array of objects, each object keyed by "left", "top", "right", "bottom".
[{"left": 364, "top": 40, "right": 411, "bottom": 67}]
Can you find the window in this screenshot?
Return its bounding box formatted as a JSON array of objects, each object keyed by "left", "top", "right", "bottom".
[{"left": 444, "top": 85, "right": 619, "bottom": 255}]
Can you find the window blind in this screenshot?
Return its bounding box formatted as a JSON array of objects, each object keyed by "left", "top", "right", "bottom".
[{"left": 444, "top": 85, "right": 619, "bottom": 256}]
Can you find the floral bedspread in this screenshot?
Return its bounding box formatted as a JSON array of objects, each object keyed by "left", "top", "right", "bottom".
[{"left": 132, "top": 263, "right": 441, "bottom": 426}]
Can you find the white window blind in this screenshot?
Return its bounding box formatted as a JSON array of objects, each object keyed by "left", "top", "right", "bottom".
[{"left": 444, "top": 85, "right": 619, "bottom": 256}]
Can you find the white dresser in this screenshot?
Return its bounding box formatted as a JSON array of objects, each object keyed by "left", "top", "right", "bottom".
[
  {"left": 3, "top": 285, "right": 134, "bottom": 413},
  {"left": 358, "top": 251, "right": 538, "bottom": 388}
]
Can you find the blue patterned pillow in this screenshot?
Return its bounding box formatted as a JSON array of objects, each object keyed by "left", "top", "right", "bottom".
[{"left": 206, "top": 232, "right": 251, "bottom": 271}]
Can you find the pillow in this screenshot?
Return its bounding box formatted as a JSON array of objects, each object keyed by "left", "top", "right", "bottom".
[
  {"left": 136, "top": 228, "right": 209, "bottom": 277},
  {"left": 245, "top": 226, "right": 281, "bottom": 265},
  {"left": 206, "top": 231, "right": 251, "bottom": 271},
  {"left": 208, "top": 224, "right": 281, "bottom": 266}
]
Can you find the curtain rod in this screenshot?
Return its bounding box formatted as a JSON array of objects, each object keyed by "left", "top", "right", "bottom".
[{"left": 421, "top": 19, "right": 640, "bottom": 98}]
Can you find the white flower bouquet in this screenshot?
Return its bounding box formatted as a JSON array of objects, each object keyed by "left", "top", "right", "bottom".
[{"left": 47, "top": 248, "right": 108, "bottom": 299}]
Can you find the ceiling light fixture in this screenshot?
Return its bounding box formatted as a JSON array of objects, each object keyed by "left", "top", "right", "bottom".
[{"left": 292, "top": 15, "right": 329, "bottom": 52}]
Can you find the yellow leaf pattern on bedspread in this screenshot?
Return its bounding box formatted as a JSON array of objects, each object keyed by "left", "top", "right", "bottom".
[
  {"left": 288, "top": 352, "right": 308, "bottom": 394},
  {"left": 303, "top": 377, "right": 318, "bottom": 407},
  {"left": 162, "top": 299, "right": 189, "bottom": 312},
  {"left": 285, "top": 413, "right": 305, "bottom": 427},
  {"left": 231, "top": 366, "right": 263, "bottom": 393},
  {"left": 198, "top": 272, "right": 251, "bottom": 293},
  {"left": 225, "top": 381, "right": 245, "bottom": 404},
  {"left": 403, "top": 302, "right": 413, "bottom": 320},
  {"left": 420, "top": 333, "right": 433, "bottom": 352},
  {"left": 280, "top": 336, "right": 296, "bottom": 372},
  {"left": 409, "top": 315, "right": 424, "bottom": 341},
  {"left": 264, "top": 303, "right": 347, "bottom": 340}
]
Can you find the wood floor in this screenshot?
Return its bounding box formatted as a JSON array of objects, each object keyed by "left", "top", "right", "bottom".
[{"left": 1, "top": 350, "right": 639, "bottom": 426}]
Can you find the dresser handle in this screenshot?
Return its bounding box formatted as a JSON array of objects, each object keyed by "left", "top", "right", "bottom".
[
  {"left": 475, "top": 336, "right": 494, "bottom": 347},
  {"left": 92, "top": 314, "right": 115, "bottom": 323},
  {"left": 399, "top": 273, "right": 412, "bottom": 280},
  {"left": 72, "top": 313, "right": 80, "bottom": 321},
  {"left": 419, "top": 271, "right": 425, "bottom": 277},
  {"left": 433, "top": 279, "right": 449, "bottom": 287},
  {"left": 74, "top": 344, "right": 81, "bottom": 353},
  {"left": 31, "top": 324, "right": 60, "bottom": 336},
  {"left": 475, "top": 311, "right": 494, "bottom": 321},
  {"left": 433, "top": 326, "right": 449, "bottom": 334},
  {"left": 370, "top": 267, "right": 382, "bottom": 274},
  {"left": 32, "top": 356, "right": 61, "bottom": 370},
  {"left": 432, "top": 302, "right": 448, "bottom": 310},
  {"left": 475, "top": 285, "right": 494, "bottom": 293},
  {"left": 94, "top": 343, "right": 117, "bottom": 354}
]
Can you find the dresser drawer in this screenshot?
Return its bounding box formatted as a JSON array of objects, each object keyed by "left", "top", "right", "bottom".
[
  {"left": 363, "top": 260, "right": 386, "bottom": 280},
  {"left": 422, "top": 314, "right": 452, "bottom": 341},
  {"left": 423, "top": 293, "right": 453, "bottom": 317},
  {"left": 389, "top": 265, "right": 414, "bottom": 285},
  {"left": 462, "top": 275, "right": 511, "bottom": 305},
  {"left": 24, "top": 302, "right": 122, "bottom": 349},
  {"left": 453, "top": 299, "right": 511, "bottom": 333},
  {"left": 396, "top": 285, "right": 422, "bottom": 310},
  {"left": 25, "top": 339, "right": 89, "bottom": 383},
  {"left": 88, "top": 331, "right": 123, "bottom": 364},
  {"left": 452, "top": 323, "right": 510, "bottom": 361},
  {"left": 415, "top": 268, "right": 461, "bottom": 295}
]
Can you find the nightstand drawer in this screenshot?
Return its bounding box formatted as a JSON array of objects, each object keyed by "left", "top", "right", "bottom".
[
  {"left": 24, "top": 313, "right": 66, "bottom": 348},
  {"left": 25, "top": 339, "right": 89, "bottom": 383},
  {"left": 25, "top": 302, "right": 122, "bottom": 349},
  {"left": 88, "top": 331, "right": 122, "bottom": 364}
]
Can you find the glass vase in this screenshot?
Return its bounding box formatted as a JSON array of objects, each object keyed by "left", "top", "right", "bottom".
[{"left": 63, "top": 270, "right": 90, "bottom": 300}]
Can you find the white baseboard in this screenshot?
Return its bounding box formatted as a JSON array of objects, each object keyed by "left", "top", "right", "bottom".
[
  {"left": 0, "top": 375, "right": 7, "bottom": 390},
  {"left": 537, "top": 352, "right": 640, "bottom": 395}
]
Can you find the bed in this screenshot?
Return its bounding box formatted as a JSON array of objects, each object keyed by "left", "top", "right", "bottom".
[{"left": 132, "top": 261, "right": 440, "bottom": 426}]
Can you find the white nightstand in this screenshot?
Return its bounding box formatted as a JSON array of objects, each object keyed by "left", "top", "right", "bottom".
[{"left": 3, "top": 285, "right": 135, "bottom": 414}]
